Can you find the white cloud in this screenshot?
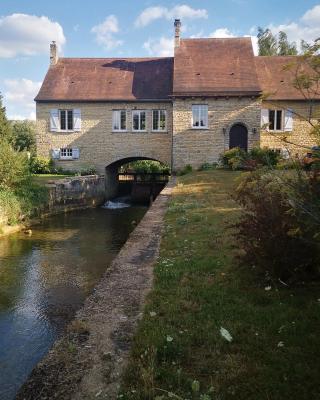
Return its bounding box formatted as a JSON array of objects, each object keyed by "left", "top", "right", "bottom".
[
  {"left": 0, "top": 13, "right": 65, "bottom": 58},
  {"left": 143, "top": 37, "right": 174, "bottom": 57},
  {"left": 268, "top": 5, "right": 320, "bottom": 47},
  {"left": 3, "top": 78, "right": 41, "bottom": 120},
  {"left": 210, "top": 28, "right": 235, "bottom": 38},
  {"left": 91, "top": 15, "right": 123, "bottom": 50},
  {"left": 135, "top": 5, "right": 208, "bottom": 28}
]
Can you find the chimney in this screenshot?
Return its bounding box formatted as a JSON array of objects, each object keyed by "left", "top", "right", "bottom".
[
  {"left": 174, "top": 19, "right": 181, "bottom": 48},
  {"left": 50, "top": 41, "right": 58, "bottom": 65}
]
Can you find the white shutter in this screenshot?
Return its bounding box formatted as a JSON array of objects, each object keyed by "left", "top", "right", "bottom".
[
  {"left": 51, "top": 148, "right": 60, "bottom": 159},
  {"left": 284, "top": 109, "right": 293, "bottom": 132},
  {"left": 50, "top": 109, "right": 59, "bottom": 132},
  {"left": 72, "top": 148, "right": 80, "bottom": 159},
  {"left": 73, "top": 109, "right": 81, "bottom": 131},
  {"left": 261, "top": 109, "right": 269, "bottom": 130}
]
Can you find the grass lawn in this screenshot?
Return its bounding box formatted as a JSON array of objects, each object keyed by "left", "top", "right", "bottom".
[
  {"left": 31, "top": 174, "right": 73, "bottom": 185},
  {"left": 121, "top": 170, "right": 320, "bottom": 400}
]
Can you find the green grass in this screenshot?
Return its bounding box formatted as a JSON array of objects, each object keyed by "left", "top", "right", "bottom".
[
  {"left": 120, "top": 170, "right": 320, "bottom": 400},
  {"left": 31, "top": 174, "right": 72, "bottom": 185}
]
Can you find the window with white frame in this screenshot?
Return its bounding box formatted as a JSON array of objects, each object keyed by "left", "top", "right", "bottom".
[
  {"left": 269, "top": 109, "right": 283, "bottom": 131},
  {"left": 60, "top": 148, "right": 73, "bottom": 159},
  {"left": 192, "top": 105, "right": 208, "bottom": 128},
  {"left": 152, "top": 110, "right": 166, "bottom": 131},
  {"left": 132, "top": 110, "right": 146, "bottom": 131},
  {"left": 59, "top": 110, "right": 73, "bottom": 131},
  {"left": 112, "top": 110, "right": 127, "bottom": 131}
]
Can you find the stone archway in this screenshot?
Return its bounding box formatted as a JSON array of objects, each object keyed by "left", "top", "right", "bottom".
[{"left": 229, "top": 123, "right": 248, "bottom": 152}]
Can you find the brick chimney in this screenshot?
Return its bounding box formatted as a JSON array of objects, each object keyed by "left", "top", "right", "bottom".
[
  {"left": 50, "top": 41, "right": 58, "bottom": 65},
  {"left": 174, "top": 19, "right": 181, "bottom": 48}
]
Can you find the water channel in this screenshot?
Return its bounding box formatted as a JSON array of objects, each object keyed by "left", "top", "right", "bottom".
[{"left": 0, "top": 204, "right": 147, "bottom": 400}]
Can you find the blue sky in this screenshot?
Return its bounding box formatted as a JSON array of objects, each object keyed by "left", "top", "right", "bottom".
[{"left": 1, "top": 0, "right": 320, "bottom": 119}]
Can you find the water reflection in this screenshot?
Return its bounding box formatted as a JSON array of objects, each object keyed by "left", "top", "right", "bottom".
[{"left": 0, "top": 206, "right": 146, "bottom": 400}]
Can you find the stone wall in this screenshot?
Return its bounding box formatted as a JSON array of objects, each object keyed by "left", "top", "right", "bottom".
[
  {"left": 36, "top": 102, "right": 173, "bottom": 175},
  {"left": 172, "top": 97, "right": 261, "bottom": 171},
  {"left": 46, "top": 175, "right": 105, "bottom": 214},
  {"left": 260, "top": 100, "right": 320, "bottom": 155}
]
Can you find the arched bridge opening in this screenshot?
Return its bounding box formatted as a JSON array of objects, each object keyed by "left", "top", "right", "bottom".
[{"left": 105, "top": 157, "right": 170, "bottom": 203}]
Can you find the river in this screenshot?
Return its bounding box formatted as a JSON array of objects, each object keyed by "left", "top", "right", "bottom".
[{"left": 0, "top": 205, "right": 147, "bottom": 400}]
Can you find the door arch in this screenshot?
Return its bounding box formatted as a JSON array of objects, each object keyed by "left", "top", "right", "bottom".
[{"left": 229, "top": 123, "right": 248, "bottom": 152}]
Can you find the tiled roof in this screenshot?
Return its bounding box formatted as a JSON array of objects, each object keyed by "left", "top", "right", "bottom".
[
  {"left": 173, "top": 38, "right": 261, "bottom": 97},
  {"left": 35, "top": 57, "right": 173, "bottom": 102},
  {"left": 255, "top": 56, "right": 320, "bottom": 100}
]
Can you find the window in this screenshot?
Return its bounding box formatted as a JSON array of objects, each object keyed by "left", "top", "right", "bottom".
[
  {"left": 59, "top": 110, "right": 73, "bottom": 131},
  {"left": 132, "top": 110, "right": 146, "bottom": 131},
  {"left": 60, "top": 148, "right": 73, "bottom": 159},
  {"left": 152, "top": 110, "right": 167, "bottom": 131},
  {"left": 269, "top": 110, "right": 283, "bottom": 131},
  {"left": 112, "top": 110, "right": 127, "bottom": 131},
  {"left": 192, "top": 105, "right": 208, "bottom": 129}
]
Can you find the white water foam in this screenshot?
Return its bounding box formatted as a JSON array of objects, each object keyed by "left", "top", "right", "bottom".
[{"left": 102, "top": 198, "right": 131, "bottom": 209}]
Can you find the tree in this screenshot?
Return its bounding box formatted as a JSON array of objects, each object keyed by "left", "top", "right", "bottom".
[
  {"left": 257, "top": 28, "right": 297, "bottom": 56},
  {"left": 11, "top": 120, "right": 36, "bottom": 153},
  {"left": 0, "top": 93, "right": 12, "bottom": 141},
  {"left": 278, "top": 31, "right": 298, "bottom": 55},
  {"left": 258, "top": 27, "right": 277, "bottom": 56}
]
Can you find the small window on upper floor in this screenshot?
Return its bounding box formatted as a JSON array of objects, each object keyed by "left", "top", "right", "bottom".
[
  {"left": 192, "top": 105, "right": 208, "bottom": 129},
  {"left": 152, "top": 110, "right": 167, "bottom": 132},
  {"left": 60, "top": 110, "right": 73, "bottom": 131},
  {"left": 132, "top": 110, "right": 146, "bottom": 132},
  {"left": 112, "top": 110, "right": 127, "bottom": 131},
  {"left": 269, "top": 109, "right": 283, "bottom": 131}
]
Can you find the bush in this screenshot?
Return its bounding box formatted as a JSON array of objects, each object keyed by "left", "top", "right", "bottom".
[
  {"left": 178, "top": 164, "right": 193, "bottom": 175},
  {"left": 78, "top": 166, "right": 97, "bottom": 176},
  {"left": 0, "top": 190, "right": 22, "bottom": 225},
  {"left": 0, "top": 139, "right": 30, "bottom": 189},
  {"left": 220, "top": 147, "right": 281, "bottom": 170},
  {"left": 30, "top": 157, "right": 53, "bottom": 174},
  {"left": 234, "top": 169, "right": 320, "bottom": 283},
  {"left": 220, "top": 147, "right": 248, "bottom": 170},
  {"left": 121, "top": 160, "right": 170, "bottom": 174},
  {"left": 199, "top": 162, "right": 217, "bottom": 171}
]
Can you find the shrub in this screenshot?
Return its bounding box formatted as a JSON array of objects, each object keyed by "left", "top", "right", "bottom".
[
  {"left": 121, "top": 160, "right": 170, "bottom": 174},
  {"left": 0, "top": 139, "right": 30, "bottom": 189},
  {"left": 234, "top": 169, "right": 320, "bottom": 283},
  {"left": 78, "top": 166, "right": 97, "bottom": 176},
  {"left": 199, "top": 162, "right": 217, "bottom": 171},
  {"left": 178, "top": 164, "right": 193, "bottom": 175},
  {"left": 249, "top": 147, "right": 281, "bottom": 167},
  {"left": 30, "top": 157, "right": 53, "bottom": 174},
  {"left": 220, "top": 147, "right": 248, "bottom": 170},
  {"left": 0, "top": 190, "right": 22, "bottom": 225}
]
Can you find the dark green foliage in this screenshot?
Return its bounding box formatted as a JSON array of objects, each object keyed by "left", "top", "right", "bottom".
[
  {"left": 178, "top": 164, "right": 193, "bottom": 175},
  {"left": 234, "top": 169, "right": 320, "bottom": 282},
  {"left": 10, "top": 120, "right": 36, "bottom": 153},
  {"left": 258, "top": 27, "right": 297, "bottom": 56},
  {"left": 121, "top": 160, "right": 170, "bottom": 174},
  {"left": 198, "top": 162, "right": 217, "bottom": 171},
  {"left": 220, "top": 147, "right": 281, "bottom": 170},
  {"left": 0, "top": 139, "right": 30, "bottom": 190},
  {"left": 0, "top": 93, "right": 13, "bottom": 141},
  {"left": 78, "top": 166, "right": 97, "bottom": 175}
]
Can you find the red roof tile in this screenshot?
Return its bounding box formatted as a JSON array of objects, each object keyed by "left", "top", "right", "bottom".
[
  {"left": 35, "top": 57, "right": 173, "bottom": 102},
  {"left": 255, "top": 56, "right": 320, "bottom": 100},
  {"left": 173, "top": 38, "right": 261, "bottom": 96}
]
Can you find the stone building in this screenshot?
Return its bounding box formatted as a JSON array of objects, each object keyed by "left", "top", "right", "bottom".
[{"left": 35, "top": 20, "right": 320, "bottom": 174}]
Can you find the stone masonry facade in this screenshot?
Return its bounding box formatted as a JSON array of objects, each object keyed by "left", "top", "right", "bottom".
[
  {"left": 260, "top": 101, "right": 320, "bottom": 155},
  {"left": 172, "top": 98, "right": 261, "bottom": 170},
  {"left": 36, "top": 102, "right": 173, "bottom": 175}
]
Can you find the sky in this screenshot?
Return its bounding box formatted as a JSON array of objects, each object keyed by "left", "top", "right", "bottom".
[{"left": 1, "top": 0, "right": 320, "bottom": 120}]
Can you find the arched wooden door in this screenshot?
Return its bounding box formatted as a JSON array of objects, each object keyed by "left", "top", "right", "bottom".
[{"left": 229, "top": 124, "right": 248, "bottom": 152}]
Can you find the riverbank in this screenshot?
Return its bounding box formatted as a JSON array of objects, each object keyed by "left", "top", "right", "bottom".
[
  {"left": 16, "top": 179, "right": 175, "bottom": 399},
  {"left": 119, "top": 170, "right": 320, "bottom": 400}
]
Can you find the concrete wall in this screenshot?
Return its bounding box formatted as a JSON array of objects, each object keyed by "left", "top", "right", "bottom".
[
  {"left": 260, "top": 100, "right": 320, "bottom": 155},
  {"left": 36, "top": 102, "right": 173, "bottom": 175},
  {"left": 46, "top": 175, "right": 106, "bottom": 214},
  {"left": 172, "top": 97, "right": 261, "bottom": 171}
]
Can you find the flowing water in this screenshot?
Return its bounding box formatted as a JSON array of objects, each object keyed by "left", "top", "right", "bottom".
[{"left": 0, "top": 205, "right": 147, "bottom": 400}]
